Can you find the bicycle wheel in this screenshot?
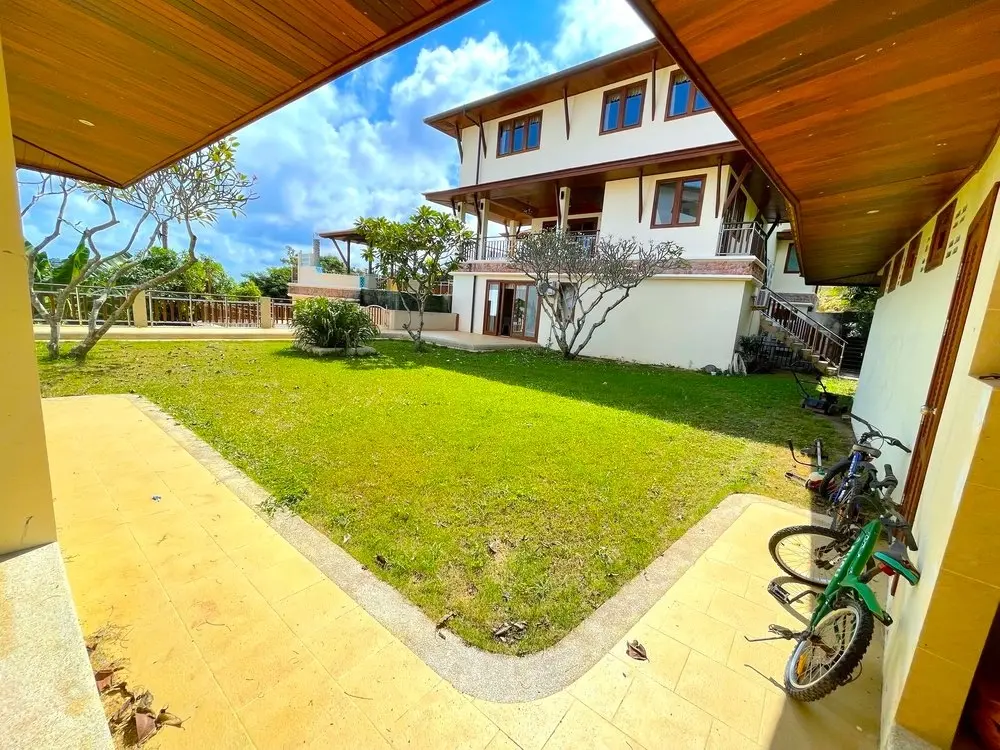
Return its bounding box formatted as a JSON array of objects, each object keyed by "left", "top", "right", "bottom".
[
  {"left": 769, "top": 525, "right": 853, "bottom": 587},
  {"left": 784, "top": 596, "right": 874, "bottom": 701},
  {"left": 818, "top": 458, "right": 850, "bottom": 501}
]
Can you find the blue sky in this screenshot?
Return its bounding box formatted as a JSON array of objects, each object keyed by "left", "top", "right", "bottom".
[{"left": 19, "top": 0, "right": 652, "bottom": 278}]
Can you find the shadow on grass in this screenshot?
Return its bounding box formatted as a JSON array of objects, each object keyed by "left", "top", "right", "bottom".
[{"left": 337, "top": 339, "right": 852, "bottom": 452}]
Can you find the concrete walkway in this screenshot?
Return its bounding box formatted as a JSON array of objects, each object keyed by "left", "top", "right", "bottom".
[
  {"left": 380, "top": 329, "right": 540, "bottom": 351},
  {"left": 45, "top": 395, "right": 881, "bottom": 749}
]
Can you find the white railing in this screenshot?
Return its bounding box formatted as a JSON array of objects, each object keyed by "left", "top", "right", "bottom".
[
  {"left": 475, "top": 230, "right": 599, "bottom": 261},
  {"left": 757, "top": 287, "right": 846, "bottom": 371},
  {"left": 30, "top": 283, "right": 134, "bottom": 325},
  {"left": 146, "top": 291, "right": 262, "bottom": 327}
]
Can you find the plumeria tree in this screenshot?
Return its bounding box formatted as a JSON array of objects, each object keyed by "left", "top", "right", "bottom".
[
  {"left": 508, "top": 231, "right": 685, "bottom": 359},
  {"left": 22, "top": 137, "right": 256, "bottom": 359},
  {"left": 356, "top": 207, "right": 474, "bottom": 349}
]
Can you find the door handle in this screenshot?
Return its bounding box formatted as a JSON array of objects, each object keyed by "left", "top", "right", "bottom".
[{"left": 920, "top": 404, "right": 937, "bottom": 417}]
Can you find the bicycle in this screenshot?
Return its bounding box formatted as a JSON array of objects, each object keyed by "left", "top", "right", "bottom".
[
  {"left": 751, "top": 508, "right": 920, "bottom": 701},
  {"left": 769, "top": 464, "right": 898, "bottom": 587},
  {"left": 816, "top": 412, "right": 911, "bottom": 529}
]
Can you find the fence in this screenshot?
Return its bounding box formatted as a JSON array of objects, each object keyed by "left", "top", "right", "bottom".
[
  {"left": 31, "top": 283, "right": 133, "bottom": 326},
  {"left": 365, "top": 304, "right": 386, "bottom": 328},
  {"left": 272, "top": 300, "right": 294, "bottom": 326},
  {"left": 146, "top": 292, "right": 261, "bottom": 327}
]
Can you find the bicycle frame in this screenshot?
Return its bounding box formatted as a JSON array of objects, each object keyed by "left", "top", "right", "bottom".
[{"left": 806, "top": 518, "right": 888, "bottom": 628}]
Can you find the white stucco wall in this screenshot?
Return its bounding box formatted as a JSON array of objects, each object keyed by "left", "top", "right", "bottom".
[
  {"left": 450, "top": 274, "right": 475, "bottom": 333},
  {"left": 599, "top": 166, "right": 725, "bottom": 257},
  {"left": 851, "top": 137, "right": 1000, "bottom": 743},
  {"left": 457, "top": 65, "right": 735, "bottom": 187},
  {"left": 297, "top": 267, "right": 361, "bottom": 289},
  {"left": 768, "top": 240, "right": 816, "bottom": 299},
  {"left": 452, "top": 271, "right": 752, "bottom": 369}
]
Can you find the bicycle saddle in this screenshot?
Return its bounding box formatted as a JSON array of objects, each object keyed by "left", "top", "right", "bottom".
[{"left": 874, "top": 540, "right": 920, "bottom": 586}]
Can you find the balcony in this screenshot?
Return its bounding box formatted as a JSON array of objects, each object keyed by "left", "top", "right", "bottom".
[
  {"left": 473, "top": 231, "right": 600, "bottom": 261},
  {"left": 716, "top": 221, "right": 767, "bottom": 263}
]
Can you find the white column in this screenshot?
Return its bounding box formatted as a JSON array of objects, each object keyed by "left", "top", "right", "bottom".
[
  {"left": 259, "top": 297, "right": 273, "bottom": 329},
  {"left": 558, "top": 187, "right": 571, "bottom": 232},
  {"left": 478, "top": 198, "right": 489, "bottom": 259},
  {"left": 132, "top": 290, "right": 149, "bottom": 327}
]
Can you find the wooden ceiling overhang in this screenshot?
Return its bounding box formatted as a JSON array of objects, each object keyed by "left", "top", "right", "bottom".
[
  {"left": 4, "top": 0, "right": 484, "bottom": 187},
  {"left": 424, "top": 38, "right": 673, "bottom": 136},
  {"left": 627, "top": 0, "right": 1000, "bottom": 284},
  {"left": 425, "top": 142, "right": 744, "bottom": 221}
]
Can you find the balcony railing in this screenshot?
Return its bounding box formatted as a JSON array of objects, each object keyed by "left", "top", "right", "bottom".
[
  {"left": 717, "top": 221, "right": 767, "bottom": 263},
  {"left": 474, "top": 230, "right": 599, "bottom": 261}
]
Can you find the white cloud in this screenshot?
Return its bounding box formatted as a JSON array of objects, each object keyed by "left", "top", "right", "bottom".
[{"left": 552, "top": 0, "right": 652, "bottom": 64}]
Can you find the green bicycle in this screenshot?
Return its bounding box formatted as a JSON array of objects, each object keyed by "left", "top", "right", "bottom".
[{"left": 757, "top": 510, "right": 920, "bottom": 701}]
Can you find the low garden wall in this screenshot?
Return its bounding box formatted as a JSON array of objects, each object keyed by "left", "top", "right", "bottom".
[{"left": 383, "top": 310, "right": 457, "bottom": 331}]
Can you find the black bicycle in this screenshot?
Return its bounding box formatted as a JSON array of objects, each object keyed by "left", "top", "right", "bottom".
[{"left": 817, "top": 413, "right": 911, "bottom": 530}]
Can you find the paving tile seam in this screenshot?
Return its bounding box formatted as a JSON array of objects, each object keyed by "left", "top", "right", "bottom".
[{"left": 100, "top": 393, "right": 808, "bottom": 703}]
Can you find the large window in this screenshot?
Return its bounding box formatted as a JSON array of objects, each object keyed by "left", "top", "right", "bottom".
[
  {"left": 497, "top": 111, "right": 542, "bottom": 157},
  {"left": 784, "top": 244, "right": 801, "bottom": 273},
  {"left": 925, "top": 200, "right": 956, "bottom": 272},
  {"left": 650, "top": 176, "right": 706, "bottom": 228},
  {"left": 600, "top": 82, "right": 645, "bottom": 134},
  {"left": 666, "top": 70, "right": 711, "bottom": 119}
]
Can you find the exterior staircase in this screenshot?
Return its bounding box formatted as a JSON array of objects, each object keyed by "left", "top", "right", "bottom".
[{"left": 755, "top": 288, "right": 846, "bottom": 376}]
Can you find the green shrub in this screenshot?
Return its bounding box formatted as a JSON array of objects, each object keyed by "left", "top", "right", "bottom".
[{"left": 292, "top": 298, "right": 378, "bottom": 350}]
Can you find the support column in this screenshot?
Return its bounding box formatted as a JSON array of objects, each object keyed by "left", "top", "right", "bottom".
[
  {"left": 558, "top": 187, "right": 571, "bottom": 232},
  {"left": 132, "top": 290, "right": 149, "bottom": 328},
  {"left": 477, "top": 198, "right": 489, "bottom": 260},
  {"left": 260, "top": 297, "right": 273, "bottom": 329},
  {"left": 0, "top": 34, "right": 57, "bottom": 555}
]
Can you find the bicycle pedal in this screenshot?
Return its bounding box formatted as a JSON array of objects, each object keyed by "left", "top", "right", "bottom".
[{"left": 767, "top": 580, "right": 795, "bottom": 606}]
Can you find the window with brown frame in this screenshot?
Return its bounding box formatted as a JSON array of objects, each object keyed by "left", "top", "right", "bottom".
[
  {"left": 900, "top": 233, "right": 921, "bottom": 286},
  {"left": 650, "top": 175, "right": 706, "bottom": 228},
  {"left": 880, "top": 253, "right": 899, "bottom": 295},
  {"left": 665, "top": 70, "right": 712, "bottom": 119},
  {"left": 600, "top": 81, "right": 646, "bottom": 134},
  {"left": 925, "top": 201, "right": 956, "bottom": 272},
  {"left": 886, "top": 252, "right": 902, "bottom": 293},
  {"left": 497, "top": 111, "right": 542, "bottom": 157}
]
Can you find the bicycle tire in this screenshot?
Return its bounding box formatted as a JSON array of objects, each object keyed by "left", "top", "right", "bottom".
[
  {"left": 784, "top": 596, "right": 874, "bottom": 701},
  {"left": 768, "top": 525, "right": 853, "bottom": 587},
  {"left": 819, "top": 458, "right": 851, "bottom": 501}
]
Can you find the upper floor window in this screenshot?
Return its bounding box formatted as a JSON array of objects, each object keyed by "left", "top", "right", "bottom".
[
  {"left": 600, "top": 82, "right": 645, "bottom": 134},
  {"left": 666, "top": 70, "right": 711, "bottom": 119},
  {"left": 497, "top": 112, "right": 542, "bottom": 157},
  {"left": 651, "top": 175, "right": 706, "bottom": 228},
  {"left": 784, "top": 244, "right": 801, "bottom": 273},
  {"left": 925, "top": 200, "right": 956, "bottom": 272}
]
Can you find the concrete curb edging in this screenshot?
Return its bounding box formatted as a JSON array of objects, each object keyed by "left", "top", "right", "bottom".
[{"left": 129, "top": 394, "right": 800, "bottom": 702}]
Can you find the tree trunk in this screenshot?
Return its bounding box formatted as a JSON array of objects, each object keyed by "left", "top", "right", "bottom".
[{"left": 46, "top": 319, "right": 61, "bottom": 359}]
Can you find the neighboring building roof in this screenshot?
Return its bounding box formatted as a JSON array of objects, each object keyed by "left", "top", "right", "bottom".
[
  {"left": 5, "top": 0, "right": 484, "bottom": 187},
  {"left": 424, "top": 38, "right": 672, "bottom": 135},
  {"left": 626, "top": 0, "right": 1000, "bottom": 285}
]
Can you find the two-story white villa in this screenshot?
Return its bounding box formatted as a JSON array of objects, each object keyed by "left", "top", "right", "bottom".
[{"left": 423, "top": 40, "right": 824, "bottom": 371}]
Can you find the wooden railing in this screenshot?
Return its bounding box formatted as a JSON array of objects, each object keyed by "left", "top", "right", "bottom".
[
  {"left": 717, "top": 221, "right": 767, "bottom": 262},
  {"left": 365, "top": 304, "right": 387, "bottom": 328},
  {"left": 272, "top": 300, "right": 293, "bottom": 326},
  {"left": 31, "top": 283, "right": 133, "bottom": 325},
  {"left": 757, "top": 288, "right": 846, "bottom": 371},
  {"left": 147, "top": 292, "right": 261, "bottom": 327}
]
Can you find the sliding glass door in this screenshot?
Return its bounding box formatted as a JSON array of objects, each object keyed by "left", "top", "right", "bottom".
[{"left": 482, "top": 280, "right": 540, "bottom": 340}]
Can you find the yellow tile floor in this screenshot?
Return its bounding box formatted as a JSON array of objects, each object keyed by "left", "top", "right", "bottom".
[{"left": 46, "top": 395, "right": 881, "bottom": 749}]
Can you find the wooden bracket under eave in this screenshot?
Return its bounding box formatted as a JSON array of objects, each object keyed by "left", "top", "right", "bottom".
[
  {"left": 638, "top": 166, "right": 645, "bottom": 222},
  {"left": 722, "top": 161, "right": 752, "bottom": 215},
  {"left": 476, "top": 114, "right": 487, "bottom": 158},
  {"left": 453, "top": 120, "right": 463, "bottom": 163},
  {"left": 563, "top": 86, "right": 571, "bottom": 139},
  {"left": 650, "top": 51, "right": 657, "bottom": 122}
]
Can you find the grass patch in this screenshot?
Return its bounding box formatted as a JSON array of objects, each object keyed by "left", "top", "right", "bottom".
[{"left": 38, "top": 340, "right": 849, "bottom": 653}]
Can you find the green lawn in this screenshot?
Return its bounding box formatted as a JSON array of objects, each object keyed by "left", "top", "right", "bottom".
[{"left": 38, "top": 340, "right": 849, "bottom": 653}]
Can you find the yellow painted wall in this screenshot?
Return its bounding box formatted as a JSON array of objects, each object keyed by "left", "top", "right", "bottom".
[
  {"left": 867, "top": 136, "right": 1000, "bottom": 746},
  {"left": 0, "top": 36, "right": 57, "bottom": 555}
]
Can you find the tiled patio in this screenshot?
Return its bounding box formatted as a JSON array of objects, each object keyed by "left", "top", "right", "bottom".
[{"left": 46, "top": 395, "right": 882, "bottom": 749}]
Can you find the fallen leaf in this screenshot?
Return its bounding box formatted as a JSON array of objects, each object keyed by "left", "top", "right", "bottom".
[
  {"left": 156, "top": 707, "right": 184, "bottom": 729},
  {"left": 436, "top": 612, "right": 456, "bottom": 629},
  {"left": 375, "top": 554, "right": 388, "bottom": 569},
  {"left": 135, "top": 712, "right": 157, "bottom": 744},
  {"left": 626, "top": 640, "right": 648, "bottom": 661},
  {"left": 94, "top": 666, "right": 122, "bottom": 693}
]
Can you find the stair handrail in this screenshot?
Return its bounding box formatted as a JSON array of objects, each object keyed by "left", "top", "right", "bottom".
[
  {"left": 757, "top": 287, "right": 846, "bottom": 370},
  {"left": 757, "top": 287, "right": 847, "bottom": 345}
]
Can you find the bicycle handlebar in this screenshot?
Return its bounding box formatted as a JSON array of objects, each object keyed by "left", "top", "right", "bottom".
[{"left": 848, "top": 413, "right": 912, "bottom": 453}]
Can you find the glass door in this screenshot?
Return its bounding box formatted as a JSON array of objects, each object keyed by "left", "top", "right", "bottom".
[
  {"left": 484, "top": 281, "right": 500, "bottom": 334},
  {"left": 511, "top": 285, "right": 527, "bottom": 337}
]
